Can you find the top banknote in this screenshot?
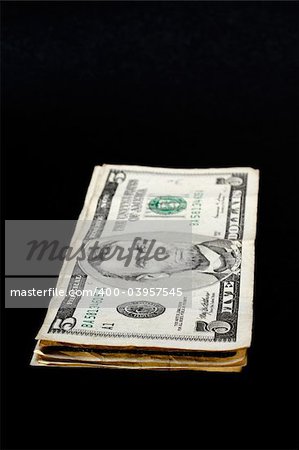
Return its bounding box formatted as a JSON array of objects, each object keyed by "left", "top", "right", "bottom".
[{"left": 36, "top": 165, "right": 259, "bottom": 351}]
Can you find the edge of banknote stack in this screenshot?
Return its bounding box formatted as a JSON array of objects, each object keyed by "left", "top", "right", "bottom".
[{"left": 31, "top": 164, "right": 259, "bottom": 372}]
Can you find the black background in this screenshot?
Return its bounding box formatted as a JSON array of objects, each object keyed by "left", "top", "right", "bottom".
[{"left": 2, "top": 2, "right": 298, "bottom": 449}]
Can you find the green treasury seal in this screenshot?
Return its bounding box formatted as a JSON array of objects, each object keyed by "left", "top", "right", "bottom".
[{"left": 148, "top": 196, "right": 187, "bottom": 215}]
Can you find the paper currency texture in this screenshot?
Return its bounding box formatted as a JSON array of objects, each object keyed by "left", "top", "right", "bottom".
[{"left": 32, "top": 165, "right": 259, "bottom": 369}]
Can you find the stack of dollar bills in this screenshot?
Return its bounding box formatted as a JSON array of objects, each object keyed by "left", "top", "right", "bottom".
[{"left": 32, "top": 164, "right": 259, "bottom": 372}]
